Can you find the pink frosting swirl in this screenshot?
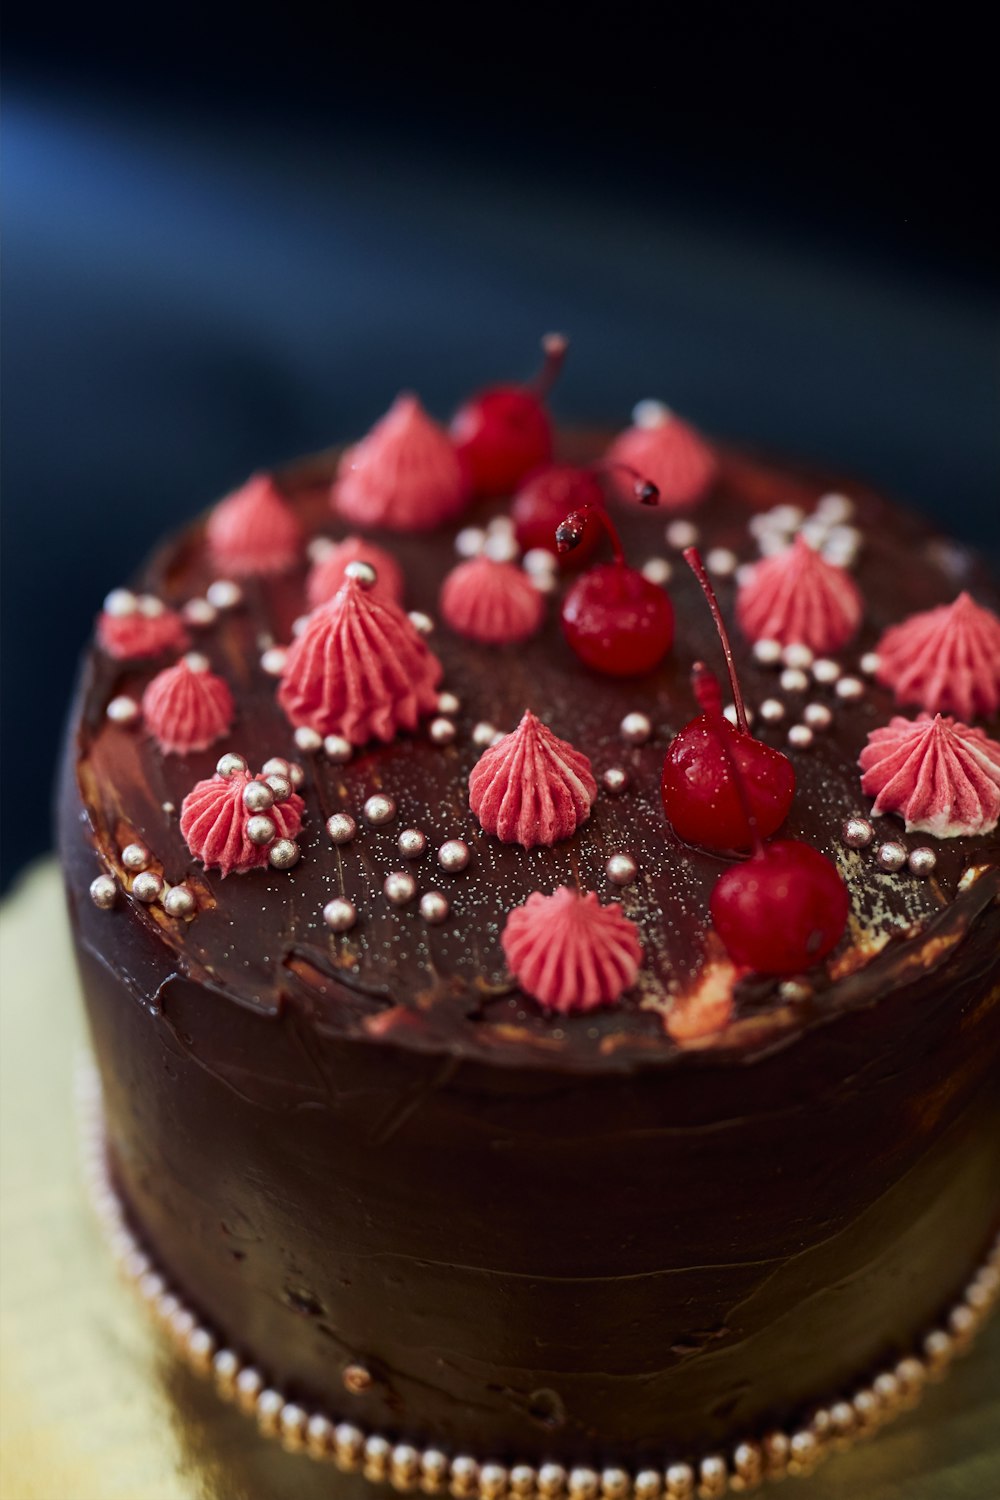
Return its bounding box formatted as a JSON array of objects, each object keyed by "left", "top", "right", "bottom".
[
  {"left": 605, "top": 406, "right": 717, "bottom": 510},
  {"left": 142, "top": 657, "right": 234, "bottom": 755},
  {"left": 469, "top": 710, "right": 597, "bottom": 847},
  {"left": 97, "top": 598, "right": 189, "bottom": 661},
  {"left": 859, "top": 713, "right": 1000, "bottom": 837},
  {"left": 440, "top": 557, "right": 545, "bottom": 645},
  {"left": 180, "top": 768, "right": 304, "bottom": 876},
  {"left": 307, "top": 536, "right": 405, "bottom": 611},
  {"left": 335, "top": 394, "right": 468, "bottom": 531},
  {"left": 206, "top": 473, "right": 303, "bottom": 576},
  {"left": 502, "top": 888, "right": 643, "bottom": 1014},
  {"left": 278, "top": 576, "right": 442, "bottom": 743},
  {"left": 736, "top": 535, "right": 862, "bottom": 652},
  {"left": 874, "top": 592, "right": 1000, "bottom": 721}
]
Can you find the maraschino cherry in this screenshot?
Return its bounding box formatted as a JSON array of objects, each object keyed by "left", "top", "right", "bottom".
[
  {"left": 511, "top": 464, "right": 605, "bottom": 566},
  {"left": 698, "top": 681, "right": 848, "bottom": 974},
  {"left": 661, "top": 549, "right": 795, "bottom": 851},
  {"left": 450, "top": 334, "right": 567, "bottom": 497},
  {"left": 557, "top": 478, "right": 674, "bottom": 675}
]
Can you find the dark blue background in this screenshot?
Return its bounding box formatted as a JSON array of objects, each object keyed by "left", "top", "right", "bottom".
[{"left": 4, "top": 11, "right": 998, "bottom": 889}]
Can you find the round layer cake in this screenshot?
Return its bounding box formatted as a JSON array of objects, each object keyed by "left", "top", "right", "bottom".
[{"left": 58, "top": 387, "right": 1000, "bottom": 1481}]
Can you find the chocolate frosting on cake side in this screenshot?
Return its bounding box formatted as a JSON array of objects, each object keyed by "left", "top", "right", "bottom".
[{"left": 59, "top": 433, "right": 1000, "bottom": 1463}]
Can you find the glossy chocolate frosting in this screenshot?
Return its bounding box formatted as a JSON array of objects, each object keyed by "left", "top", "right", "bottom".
[{"left": 59, "top": 432, "right": 1000, "bottom": 1465}]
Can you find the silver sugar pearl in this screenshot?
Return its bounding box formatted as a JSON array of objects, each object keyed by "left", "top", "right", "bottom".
[
  {"left": 243, "top": 780, "right": 275, "bottom": 813},
  {"left": 438, "top": 839, "right": 471, "bottom": 873},
  {"left": 181, "top": 652, "right": 209, "bottom": 673},
  {"left": 523, "top": 548, "right": 557, "bottom": 576},
  {"left": 803, "top": 702, "right": 833, "bottom": 730},
  {"left": 326, "top": 813, "right": 357, "bottom": 844},
  {"left": 121, "top": 842, "right": 151, "bottom": 872},
  {"left": 758, "top": 698, "right": 785, "bottom": 723},
  {"left": 131, "top": 870, "right": 163, "bottom": 903},
  {"left": 908, "top": 847, "right": 938, "bottom": 878},
  {"left": 602, "top": 766, "right": 630, "bottom": 795},
  {"left": 264, "top": 773, "right": 293, "bottom": 802},
  {"left": 779, "top": 979, "right": 813, "bottom": 1004},
  {"left": 291, "top": 615, "right": 309, "bottom": 637},
  {"left": 620, "top": 711, "right": 652, "bottom": 745},
  {"left": 665, "top": 519, "right": 699, "bottom": 549},
  {"left": 437, "top": 691, "right": 461, "bottom": 715},
  {"left": 206, "top": 579, "right": 242, "bottom": 610},
  {"left": 723, "top": 702, "right": 754, "bottom": 727},
  {"left": 182, "top": 597, "right": 217, "bottom": 627},
  {"left": 816, "top": 492, "right": 854, "bottom": 523},
  {"left": 633, "top": 397, "right": 670, "bottom": 428},
  {"left": 877, "top": 841, "right": 908, "bottom": 872},
  {"left": 735, "top": 562, "right": 757, "bottom": 587},
  {"left": 216, "top": 752, "right": 248, "bottom": 777},
  {"left": 455, "top": 526, "right": 486, "bottom": 558},
  {"left": 344, "top": 559, "right": 377, "bottom": 589},
  {"left": 294, "top": 726, "right": 323, "bottom": 753},
  {"left": 606, "top": 852, "right": 638, "bottom": 886},
  {"left": 836, "top": 675, "right": 865, "bottom": 701},
  {"left": 752, "top": 638, "right": 782, "bottom": 666},
  {"left": 323, "top": 734, "right": 352, "bottom": 764},
  {"left": 641, "top": 556, "right": 672, "bottom": 585},
  {"left": 860, "top": 651, "right": 882, "bottom": 677},
  {"left": 163, "top": 884, "right": 196, "bottom": 918},
  {"left": 364, "top": 794, "right": 397, "bottom": 826},
  {"left": 487, "top": 514, "right": 516, "bottom": 537},
  {"left": 261, "top": 756, "right": 292, "bottom": 778},
  {"left": 260, "top": 646, "right": 287, "bottom": 676},
  {"left": 705, "top": 546, "right": 737, "bottom": 577},
  {"left": 782, "top": 642, "right": 814, "bottom": 669},
  {"left": 483, "top": 531, "right": 520, "bottom": 563},
  {"left": 307, "top": 535, "right": 335, "bottom": 563},
  {"left": 268, "top": 838, "right": 300, "bottom": 870},
  {"left": 841, "top": 817, "right": 874, "bottom": 848},
  {"left": 780, "top": 667, "right": 809, "bottom": 693},
  {"left": 812, "top": 657, "right": 842, "bottom": 684},
  {"left": 420, "top": 890, "right": 450, "bottom": 924},
  {"left": 106, "top": 695, "right": 140, "bottom": 726},
  {"left": 408, "top": 610, "right": 434, "bottom": 635},
  {"left": 472, "top": 721, "right": 500, "bottom": 748},
  {"left": 137, "top": 594, "right": 164, "bottom": 618},
  {"left": 770, "top": 503, "right": 805, "bottom": 531},
  {"left": 430, "top": 717, "right": 457, "bottom": 745},
  {"left": 398, "top": 828, "right": 427, "bottom": 859},
  {"left": 246, "top": 814, "right": 277, "bottom": 846},
  {"left": 89, "top": 874, "right": 117, "bottom": 909},
  {"left": 103, "top": 587, "right": 137, "bottom": 617},
  {"left": 324, "top": 898, "right": 357, "bottom": 932},
  {"left": 288, "top": 763, "right": 305, "bottom": 788},
  {"left": 787, "top": 724, "right": 814, "bottom": 749},
  {"left": 384, "top": 870, "right": 417, "bottom": 906}
]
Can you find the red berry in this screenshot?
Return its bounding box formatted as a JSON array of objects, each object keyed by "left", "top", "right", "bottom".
[
  {"left": 661, "top": 716, "right": 795, "bottom": 851},
  {"left": 511, "top": 465, "right": 604, "bottom": 565},
  {"left": 710, "top": 840, "right": 849, "bottom": 974},
  {"left": 561, "top": 562, "right": 674, "bottom": 675},
  {"left": 450, "top": 334, "right": 567, "bottom": 498}
]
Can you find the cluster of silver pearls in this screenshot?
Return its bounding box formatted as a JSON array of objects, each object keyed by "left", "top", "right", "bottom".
[
  {"left": 78, "top": 1085, "right": 1000, "bottom": 1500},
  {"left": 840, "top": 818, "right": 938, "bottom": 880},
  {"left": 216, "top": 752, "right": 301, "bottom": 868}
]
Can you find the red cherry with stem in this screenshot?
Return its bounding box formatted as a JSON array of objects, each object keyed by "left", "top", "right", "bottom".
[
  {"left": 450, "top": 334, "right": 567, "bottom": 498},
  {"left": 557, "top": 480, "right": 674, "bottom": 675},
  {"left": 661, "top": 550, "right": 795, "bottom": 852},
  {"left": 511, "top": 464, "right": 605, "bottom": 566},
  {"left": 681, "top": 659, "right": 848, "bottom": 973}
]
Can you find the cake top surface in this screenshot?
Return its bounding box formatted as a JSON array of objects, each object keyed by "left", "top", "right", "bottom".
[{"left": 67, "top": 407, "right": 1000, "bottom": 1073}]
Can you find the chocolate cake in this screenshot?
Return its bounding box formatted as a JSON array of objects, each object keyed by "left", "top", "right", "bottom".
[{"left": 59, "top": 355, "right": 1000, "bottom": 1493}]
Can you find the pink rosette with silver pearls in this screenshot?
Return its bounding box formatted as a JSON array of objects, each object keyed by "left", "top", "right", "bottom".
[{"left": 180, "top": 754, "right": 305, "bottom": 876}]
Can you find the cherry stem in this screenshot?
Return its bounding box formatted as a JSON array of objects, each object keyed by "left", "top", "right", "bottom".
[
  {"left": 592, "top": 461, "right": 660, "bottom": 507},
  {"left": 683, "top": 546, "right": 749, "bottom": 735},
  {"left": 533, "top": 333, "right": 569, "bottom": 398},
  {"left": 693, "top": 662, "right": 764, "bottom": 858},
  {"left": 556, "top": 501, "right": 626, "bottom": 566}
]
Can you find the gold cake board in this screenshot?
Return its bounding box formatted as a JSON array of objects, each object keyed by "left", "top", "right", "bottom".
[{"left": 2, "top": 859, "right": 999, "bottom": 1500}]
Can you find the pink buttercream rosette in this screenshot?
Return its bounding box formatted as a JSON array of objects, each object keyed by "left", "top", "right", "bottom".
[
  {"left": 874, "top": 592, "right": 1000, "bottom": 722},
  {"left": 605, "top": 406, "right": 717, "bottom": 510},
  {"left": 206, "top": 473, "right": 303, "bottom": 577},
  {"left": 142, "top": 657, "right": 234, "bottom": 755},
  {"left": 335, "top": 394, "right": 468, "bottom": 531},
  {"left": 859, "top": 714, "right": 1000, "bottom": 837},
  {"left": 440, "top": 557, "right": 545, "bottom": 646},
  {"left": 736, "top": 535, "right": 862, "bottom": 653},
  {"left": 469, "top": 711, "right": 596, "bottom": 847},
  {"left": 502, "top": 887, "right": 642, "bottom": 1014}
]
